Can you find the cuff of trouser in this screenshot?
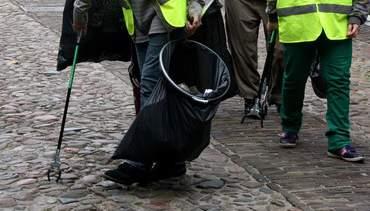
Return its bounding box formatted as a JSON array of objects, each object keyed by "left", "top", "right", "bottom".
[
  {"left": 326, "top": 132, "right": 351, "bottom": 152},
  {"left": 327, "top": 140, "right": 350, "bottom": 152},
  {"left": 281, "top": 116, "right": 301, "bottom": 134},
  {"left": 282, "top": 129, "right": 299, "bottom": 134}
]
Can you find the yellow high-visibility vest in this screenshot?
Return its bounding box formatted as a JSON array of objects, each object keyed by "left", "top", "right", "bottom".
[
  {"left": 277, "top": 0, "right": 352, "bottom": 43},
  {"left": 121, "top": 0, "right": 187, "bottom": 36}
]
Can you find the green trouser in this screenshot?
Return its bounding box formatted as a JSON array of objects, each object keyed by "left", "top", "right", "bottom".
[{"left": 280, "top": 33, "right": 352, "bottom": 151}]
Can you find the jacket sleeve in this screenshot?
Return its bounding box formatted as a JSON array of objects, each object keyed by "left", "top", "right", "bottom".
[
  {"left": 266, "top": 0, "right": 278, "bottom": 23},
  {"left": 188, "top": 0, "right": 205, "bottom": 18},
  {"left": 349, "top": 0, "right": 369, "bottom": 25}
]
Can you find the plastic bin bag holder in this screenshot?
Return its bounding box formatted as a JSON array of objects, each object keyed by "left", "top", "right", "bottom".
[{"left": 159, "top": 39, "right": 231, "bottom": 105}]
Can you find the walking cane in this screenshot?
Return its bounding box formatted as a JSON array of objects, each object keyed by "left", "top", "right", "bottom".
[{"left": 47, "top": 33, "right": 82, "bottom": 182}]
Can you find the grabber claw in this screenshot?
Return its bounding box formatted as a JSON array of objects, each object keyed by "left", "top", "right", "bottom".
[
  {"left": 47, "top": 149, "right": 62, "bottom": 182},
  {"left": 47, "top": 32, "right": 81, "bottom": 182}
]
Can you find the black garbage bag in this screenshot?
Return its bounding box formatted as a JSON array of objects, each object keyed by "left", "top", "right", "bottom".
[
  {"left": 188, "top": 3, "right": 238, "bottom": 100},
  {"left": 310, "top": 52, "right": 326, "bottom": 99},
  {"left": 112, "top": 40, "right": 230, "bottom": 163},
  {"left": 57, "top": 0, "right": 132, "bottom": 71}
]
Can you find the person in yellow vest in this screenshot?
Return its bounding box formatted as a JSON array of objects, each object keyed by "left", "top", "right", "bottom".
[
  {"left": 267, "top": 0, "right": 368, "bottom": 162},
  {"left": 73, "top": 0, "right": 203, "bottom": 108},
  {"left": 121, "top": 0, "right": 203, "bottom": 110},
  {"left": 74, "top": 0, "right": 207, "bottom": 185}
]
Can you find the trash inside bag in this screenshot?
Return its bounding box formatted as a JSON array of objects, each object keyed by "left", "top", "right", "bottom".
[{"left": 112, "top": 40, "right": 230, "bottom": 163}]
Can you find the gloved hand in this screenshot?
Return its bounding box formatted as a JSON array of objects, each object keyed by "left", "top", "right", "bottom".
[
  {"left": 73, "top": 8, "right": 88, "bottom": 36},
  {"left": 186, "top": 14, "right": 202, "bottom": 36},
  {"left": 186, "top": 0, "right": 203, "bottom": 36}
]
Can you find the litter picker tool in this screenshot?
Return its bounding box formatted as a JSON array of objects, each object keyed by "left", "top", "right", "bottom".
[
  {"left": 47, "top": 33, "right": 81, "bottom": 182},
  {"left": 241, "top": 30, "right": 277, "bottom": 127}
]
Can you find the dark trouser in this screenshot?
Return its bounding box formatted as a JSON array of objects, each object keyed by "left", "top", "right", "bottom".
[
  {"left": 281, "top": 32, "right": 352, "bottom": 151},
  {"left": 128, "top": 47, "right": 141, "bottom": 114},
  {"left": 225, "top": 0, "right": 283, "bottom": 103},
  {"left": 124, "top": 34, "right": 169, "bottom": 169},
  {"left": 135, "top": 33, "right": 169, "bottom": 110}
]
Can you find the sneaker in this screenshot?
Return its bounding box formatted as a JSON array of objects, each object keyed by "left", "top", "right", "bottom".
[
  {"left": 102, "top": 162, "right": 150, "bottom": 185},
  {"left": 328, "top": 145, "right": 365, "bottom": 162},
  {"left": 150, "top": 162, "right": 186, "bottom": 182},
  {"left": 279, "top": 132, "right": 298, "bottom": 148}
]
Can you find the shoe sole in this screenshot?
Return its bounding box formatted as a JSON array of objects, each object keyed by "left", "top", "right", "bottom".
[
  {"left": 151, "top": 169, "right": 186, "bottom": 182},
  {"left": 279, "top": 143, "right": 297, "bottom": 148},
  {"left": 246, "top": 114, "right": 261, "bottom": 120},
  {"left": 102, "top": 173, "right": 136, "bottom": 186},
  {"left": 327, "top": 152, "right": 365, "bottom": 162}
]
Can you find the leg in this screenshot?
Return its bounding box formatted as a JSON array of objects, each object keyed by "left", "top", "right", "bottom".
[
  {"left": 135, "top": 42, "right": 149, "bottom": 73},
  {"left": 128, "top": 47, "right": 141, "bottom": 114},
  {"left": 280, "top": 42, "right": 316, "bottom": 134},
  {"left": 318, "top": 35, "right": 364, "bottom": 162},
  {"left": 279, "top": 42, "right": 315, "bottom": 147},
  {"left": 269, "top": 39, "right": 284, "bottom": 107},
  {"left": 225, "top": 0, "right": 262, "bottom": 100},
  {"left": 318, "top": 36, "right": 352, "bottom": 151},
  {"left": 140, "top": 33, "right": 169, "bottom": 109}
]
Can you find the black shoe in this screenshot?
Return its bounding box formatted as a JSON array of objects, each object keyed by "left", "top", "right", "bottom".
[
  {"left": 150, "top": 162, "right": 186, "bottom": 182},
  {"left": 241, "top": 98, "right": 260, "bottom": 123},
  {"left": 103, "top": 162, "right": 150, "bottom": 185},
  {"left": 328, "top": 145, "right": 365, "bottom": 162},
  {"left": 246, "top": 99, "right": 261, "bottom": 120},
  {"left": 244, "top": 98, "right": 254, "bottom": 115},
  {"left": 279, "top": 132, "right": 298, "bottom": 148}
]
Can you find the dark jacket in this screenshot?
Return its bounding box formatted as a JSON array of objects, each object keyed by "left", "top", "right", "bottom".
[{"left": 57, "top": 0, "right": 132, "bottom": 71}]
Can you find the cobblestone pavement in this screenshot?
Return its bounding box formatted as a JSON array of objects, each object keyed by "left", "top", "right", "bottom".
[
  {"left": 0, "top": 0, "right": 295, "bottom": 210},
  {"left": 1, "top": 0, "right": 370, "bottom": 210}
]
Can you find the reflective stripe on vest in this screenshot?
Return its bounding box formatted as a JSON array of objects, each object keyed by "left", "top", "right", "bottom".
[
  {"left": 277, "top": 0, "right": 352, "bottom": 43},
  {"left": 121, "top": 0, "right": 186, "bottom": 37}
]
